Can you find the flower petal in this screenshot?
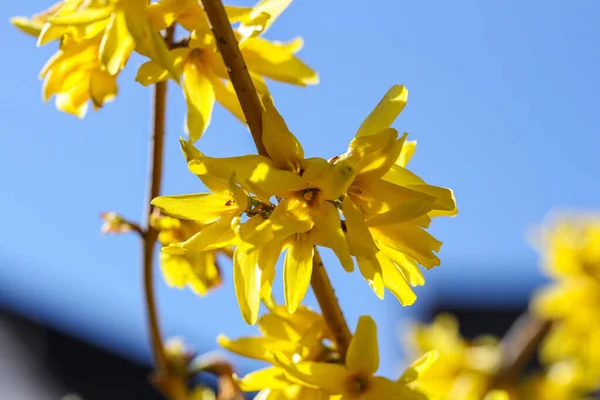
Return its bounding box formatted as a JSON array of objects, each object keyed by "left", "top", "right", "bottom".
[
  {"left": 342, "top": 196, "right": 378, "bottom": 258},
  {"left": 371, "top": 224, "right": 441, "bottom": 269},
  {"left": 378, "top": 243, "right": 424, "bottom": 286},
  {"left": 258, "top": 239, "right": 284, "bottom": 300},
  {"left": 368, "top": 377, "right": 427, "bottom": 400},
  {"left": 355, "top": 85, "right": 408, "bottom": 137},
  {"left": 236, "top": 367, "right": 290, "bottom": 392},
  {"left": 309, "top": 200, "right": 354, "bottom": 272},
  {"left": 365, "top": 199, "right": 433, "bottom": 227},
  {"left": 346, "top": 127, "right": 398, "bottom": 161},
  {"left": 11, "top": 16, "right": 46, "bottom": 37},
  {"left": 283, "top": 234, "right": 314, "bottom": 314},
  {"left": 275, "top": 360, "right": 348, "bottom": 394},
  {"left": 303, "top": 158, "right": 357, "bottom": 200},
  {"left": 151, "top": 193, "right": 237, "bottom": 224},
  {"left": 355, "top": 133, "right": 405, "bottom": 181},
  {"left": 356, "top": 257, "right": 384, "bottom": 300},
  {"left": 212, "top": 76, "right": 245, "bottom": 122},
  {"left": 376, "top": 252, "right": 416, "bottom": 306},
  {"left": 181, "top": 214, "right": 238, "bottom": 253},
  {"left": 398, "top": 140, "right": 417, "bottom": 167},
  {"left": 99, "top": 9, "right": 134, "bottom": 74},
  {"left": 183, "top": 50, "right": 215, "bottom": 142},
  {"left": 244, "top": 37, "right": 319, "bottom": 86},
  {"left": 261, "top": 94, "right": 304, "bottom": 170},
  {"left": 237, "top": 0, "right": 293, "bottom": 42},
  {"left": 136, "top": 48, "right": 188, "bottom": 86},
  {"left": 346, "top": 316, "right": 379, "bottom": 375},
  {"left": 148, "top": 0, "right": 193, "bottom": 30},
  {"left": 218, "top": 335, "right": 304, "bottom": 363},
  {"left": 189, "top": 154, "right": 306, "bottom": 198},
  {"left": 397, "top": 350, "right": 439, "bottom": 384},
  {"left": 48, "top": 7, "right": 113, "bottom": 25},
  {"left": 233, "top": 246, "right": 261, "bottom": 324},
  {"left": 89, "top": 69, "right": 118, "bottom": 109}
]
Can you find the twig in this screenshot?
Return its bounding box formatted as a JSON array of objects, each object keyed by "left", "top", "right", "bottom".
[
  {"left": 489, "top": 312, "right": 551, "bottom": 389},
  {"left": 142, "top": 25, "right": 188, "bottom": 399},
  {"left": 201, "top": 0, "right": 353, "bottom": 361},
  {"left": 201, "top": 0, "right": 267, "bottom": 156},
  {"left": 311, "top": 248, "right": 352, "bottom": 359}
]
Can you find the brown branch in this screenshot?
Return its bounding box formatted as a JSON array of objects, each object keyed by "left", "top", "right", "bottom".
[
  {"left": 201, "top": 0, "right": 267, "bottom": 156},
  {"left": 311, "top": 248, "right": 352, "bottom": 359},
  {"left": 142, "top": 25, "right": 187, "bottom": 399},
  {"left": 201, "top": 0, "right": 353, "bottom": 362},
  {"left": 489, "top": 312, "right": 551, "bottom": 389}
]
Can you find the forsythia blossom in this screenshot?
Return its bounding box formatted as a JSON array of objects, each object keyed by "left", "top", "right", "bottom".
[
  {"left": 220, "top": 306, "right": 435, "bottom": 399},
  {"left": 152, "top": 85, "right": 457, "bottom": 324},
  {"left": 12, "top": 0, "right": 178, "bottom": 117},
  {"left": 531, "top": 214, "right": 600, "bottom": 393},
  {"left": 12, "top": 0, "right": 317, "bottom": 139},
  {"left": 151, "top": 211, "right": 225, "bottom": 296},
  {"left": 402, "top": 314, "right": 501, "bottom": 400},
  {"left": 139, "top": 0, "right": 318, "bottom": 142}
]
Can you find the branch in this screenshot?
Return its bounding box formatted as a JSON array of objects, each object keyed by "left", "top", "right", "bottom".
[
  {"left": 142, "top": 25, "right": 187, "bottom": 399},
  {"left": 201, "top": 0, "right": 353, "bottom": 360},
  {"left": 489, "top": 312, "right": 551, "bottom": 389},
  {"left": 311, "top": 248, "right": 352, "bottom": 359},
  {"left": 201, "top": 0, "right": 267, "bottom": 156}
]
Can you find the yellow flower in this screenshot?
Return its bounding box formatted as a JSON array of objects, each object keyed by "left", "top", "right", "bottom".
[
  {"left": 158, "top": 85, "right": 454, "bottom": 322},
  {"left": 338, "top": 85, "right": 457, "bottom": 305},
  {"left": 402, "top": 314, "right": 501, "bottom": 400},
  {"left": 12, "top": 0, "right": 178, "bottom": 117},
  {"left": 219, "top": 304, "right": 332, "bottom": 399},
  {"left": 531, "top": 214, "right": 600, "bottom": 391},
  {"left": 38, "top": 36, "right": 118, "bottom": 118},
  {"left": 518, "top": 362, "right": 587, "bottom": 400},
  {"left": 184, "top": 97, "right": 356, "bottom": 320},
  {"left": 150, "top": 212, "right": 224, "bottom": 296},
  {"left": 274, "top": 316, "right": 434, "bottom": 399},
  {"left": 137, "top": 0, "right": 318, "bottom": 142}
]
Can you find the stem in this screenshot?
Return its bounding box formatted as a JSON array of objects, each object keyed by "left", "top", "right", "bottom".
[
  {"left": 311, "top": 248, "right": 352, "bottom": 359},
  {"left": 201, "top": 0, "right": 267, "bottom": 156},
  {"left": 489, "top": 312, "right": 551, "bottom": 389},
  {"left": 202, "top": 0, "right": 352, "bottom": 359},
  {"left": 142, "top": 25, "right": 180, "bottom": 392}
]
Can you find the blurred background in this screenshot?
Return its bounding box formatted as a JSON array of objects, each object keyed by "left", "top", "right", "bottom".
[{"left": 1, "top": 0, "right": 599, "bottom": 398}]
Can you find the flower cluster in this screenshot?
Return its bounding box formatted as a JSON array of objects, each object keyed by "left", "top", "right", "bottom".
[
  {"left": 402, "top": 313, "right": 588, "bottom": 400},
  {"left": 152, "top": 85, "right": 457, "bottom": 324},
  {"left": 220, "top": 304, "right": 435, "bottom": 399},
  {"left": 12, "top": 0, "right": 317, "bottom": 141},
  {"left": 532, "top": 215, "right": 600, "bottom": 393},
  {"left": 151, "top": 210, "right": 226, "bottom": 296},
  {"left": 402, "top": 314, "right": 501, "bottom": 400}
]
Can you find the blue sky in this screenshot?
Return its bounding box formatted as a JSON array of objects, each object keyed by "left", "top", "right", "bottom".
[{"left": 1, "top": 0, "right": 599, "bottom": 378}]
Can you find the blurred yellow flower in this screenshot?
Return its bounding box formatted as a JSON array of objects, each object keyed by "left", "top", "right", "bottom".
[
  {"left": 275, "top": 315, "right": 434, "bottom": 399},
  {"left": 531, "top": 214, "right": 600, "bottom": 392},
  {"left": 12, "top": 0, "right": 177, "bottom": 117},
  {"left": 220, "top": 304, "right": 332, "bottom": 399},
  {"left": 150, "top": 212, "right": 224, "bottom": 296},
  {"left": 137, "top": 0, "right": 318, "bottom": 142},
  {"left": 403, "top": 314, "right": 501, "bottom": 400}
]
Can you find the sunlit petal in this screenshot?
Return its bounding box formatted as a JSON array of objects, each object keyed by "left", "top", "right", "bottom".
[
  {"left": 309, "top": 200, "right": 354, "bottom": 272},
  {"left": 355, "top": 85, "right": 408, "bottom": 137},
  {"left": 346, "top": 316, "right": 379, "bottom": 375},
  {"left": 283, "top": 234, "right": 314, "bottom": 314},
  {"left": 233, "top": 246, "right": 261, "bottom": 324}
]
